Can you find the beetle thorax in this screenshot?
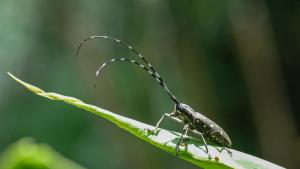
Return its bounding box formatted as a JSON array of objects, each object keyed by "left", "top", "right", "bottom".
[{"left": 176, "top": 103, "right": 196, "bottom": 123}]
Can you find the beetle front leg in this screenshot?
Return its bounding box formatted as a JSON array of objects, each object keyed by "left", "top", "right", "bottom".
[
  {"left": 154, "top": 113, "right": 168, "bottom": 130},
  {"left": 154, "top": 104, "right": 178, "bottom": 130},
  {"left": 170, "top": 104, "right": 178, "bottom": 116},
  {"left": 146, "top": 113, "right": 168, "bottom": 134}
]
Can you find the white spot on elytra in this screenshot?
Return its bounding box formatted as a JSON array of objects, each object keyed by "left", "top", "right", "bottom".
[{"left": 210, "top": 124, "right": 214, "bottom": 128}]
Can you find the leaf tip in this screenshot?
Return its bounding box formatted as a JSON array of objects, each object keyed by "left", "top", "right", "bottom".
[{"left": 7, "top": 72, "right": 45, "bottom": 94}]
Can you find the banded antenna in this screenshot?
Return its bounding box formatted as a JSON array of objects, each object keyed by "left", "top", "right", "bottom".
[
  {"left": 76, "top": 36, "right": 179, "bottom": 104},
  {"left": 76, "top": 36, "right": 157, "bottom": 75},
  {"left": 95, "top": 57, "right": 180, "bottom": 104}
]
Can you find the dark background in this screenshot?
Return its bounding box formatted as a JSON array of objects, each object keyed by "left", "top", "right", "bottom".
[{"left": 0, "top": 0, "right": 299, "bottom": 168}]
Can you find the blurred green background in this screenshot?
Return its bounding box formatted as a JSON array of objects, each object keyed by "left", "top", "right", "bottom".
[{"left": 0, "top": 0, "right": 299, "bottom": 168}]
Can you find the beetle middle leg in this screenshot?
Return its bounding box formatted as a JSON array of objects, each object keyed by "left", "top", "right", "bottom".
[{"left": 176, "top": 124, "right": 189, "bottom": 157}]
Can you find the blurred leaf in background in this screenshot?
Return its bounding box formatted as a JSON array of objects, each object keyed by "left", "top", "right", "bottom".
[
  {"left": 0, "top": 0, "right": 299, "bottom": 168},
  {"left": 0, "top": 138, "right": 85, "bottom": 169}
]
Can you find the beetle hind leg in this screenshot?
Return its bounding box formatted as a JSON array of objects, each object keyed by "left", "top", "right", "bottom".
[
  {"left": 216, "top": 147, "right": 233, "bottom": 157},
  {"left": 191, "top": 130, "right": 212, "bottom": 159}
]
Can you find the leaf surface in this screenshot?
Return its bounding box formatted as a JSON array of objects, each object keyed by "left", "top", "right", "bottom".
[{"left": 8, "top": 72, "right": 285, "bottom": 169}]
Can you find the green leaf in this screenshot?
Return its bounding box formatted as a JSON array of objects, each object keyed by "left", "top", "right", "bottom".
[
  {"left": 7, "top": 72, "right": 285, "bottom": 169},
  {"left": 0, "top": 138, "right": 86, "bottom": 169}
]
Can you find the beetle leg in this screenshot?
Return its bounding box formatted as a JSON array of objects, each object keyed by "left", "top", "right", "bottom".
[
  {"left": 181, "top": 126, "right": 189, "bottom": 144},
  {"left": 154, "top": 113, "right": 168, "bottom": 130},
  {"left": 165, "top": 114, "right": 182, "bottom": 123},
  {"left": 146, "top": 113, "right": 168, "bottom": 134},
  {"left": 170, "top": 104, "right": 177, "bottom": 115},
  {"left": 191, "top": 130, "right": 212, "bottom": 159},
  {"left": 154, "top": 104, "right": 179, "bottom": 130},
  {"left": 225, "top": 147, "right": 233, "bottom": 157},
  {"left": 218, "top": 147, "right": 232, "bottom": 157},
  {"left": 176, "top": 124, "right": 189, "bottom": 157}
]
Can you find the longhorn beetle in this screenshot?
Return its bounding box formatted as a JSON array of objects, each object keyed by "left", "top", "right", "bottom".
[{"left": 76, "top": 36, "right": 232, "bottom": 158}]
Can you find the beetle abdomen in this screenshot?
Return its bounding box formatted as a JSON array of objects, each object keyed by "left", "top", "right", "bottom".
[{"left": 194, "top": 112, "right": 232, "bottom": 147}]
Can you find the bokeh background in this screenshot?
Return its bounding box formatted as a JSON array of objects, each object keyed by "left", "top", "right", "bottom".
[{"left": 0, "top": 0, "right": 299, "bottom": 168}]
